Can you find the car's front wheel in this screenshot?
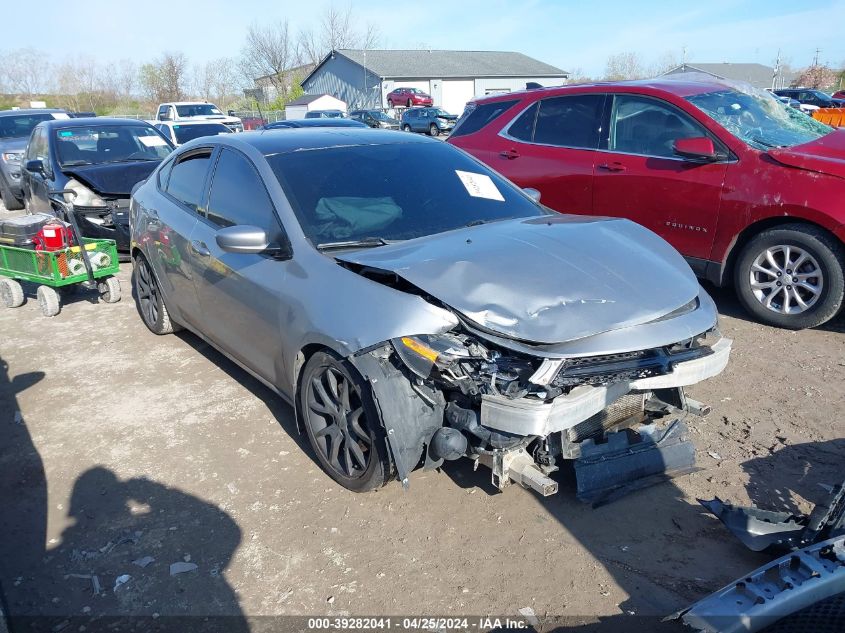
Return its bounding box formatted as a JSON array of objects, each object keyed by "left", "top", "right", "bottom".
[
  {"left": 299, "top": 351, "right": 391, "bottom": 492},
  {"left": 133, "top": 254, "right": 180, "bottom": 334},
  {"left": 402, "top": 124, "right": 411, "bottom": 132},
  {"left": 429, "top": 124, "right": 440, "bottom": 137},
  {"left": 1, "top": 180, "right": 23, "bottom": 211},
  {"left": 734, "top": 224, "right": 845, "bottom": 329},
  {"left": 406, "top": 99, "right": 413, "bottom": 107}
]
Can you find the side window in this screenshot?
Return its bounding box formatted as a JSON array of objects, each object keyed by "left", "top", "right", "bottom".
[
  {"left": 533, "top": 94, "right": 605, "bottom": 149},
  {"left": 158, "top": 106, "right": 170, "bottom": 120},
  {"left": 165, "top": 150, "right": 212, "bottom": 213},
  {"left": 451, "top": 99, "right": 519, "bottom": 138},
  {"left": 157, "top": 156, "right": 176, "bottom": 190},
  {"left": 507, "top": 102, "right": 538, "bottom": 142},
  {"left": 609, "top": 95, "right": 705, "bottom": 158},
  {"left": 206, "top": 149, "right": 278, "bottom": 235}
]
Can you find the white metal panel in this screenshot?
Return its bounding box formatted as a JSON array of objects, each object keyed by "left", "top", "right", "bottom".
[
  {"left": 441, "top": 80, "right": 475, "bottom": 116},
  {"left": 285, "top": 105, "right": 308, "bottom": 120}
]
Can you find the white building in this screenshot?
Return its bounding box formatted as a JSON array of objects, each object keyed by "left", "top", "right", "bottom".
[
  {"left": 284, "top": 94, "right": 348, "bottom": 119},
  {"left": 301, "top": 49, "right": 569, "bottom": 116}
]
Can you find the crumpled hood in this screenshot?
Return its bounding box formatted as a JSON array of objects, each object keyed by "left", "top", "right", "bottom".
[
  {"left": 64, "top": 161, "right": 161, "bottom": 197},
  {"left": 767, "top": 129, "right": 845, "bottom": 179},
  {"left": 336, "top": 216, "right": 700, "bottom": 344}
]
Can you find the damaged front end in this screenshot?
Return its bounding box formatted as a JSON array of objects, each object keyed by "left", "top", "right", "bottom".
[{"left": 351, "top": 310, "right": 731, "bottom": 503}]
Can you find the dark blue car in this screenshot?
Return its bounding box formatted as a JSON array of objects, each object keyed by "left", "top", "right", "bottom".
[{"left": 21, "top": 117, "right": 174, "bottom": 255}]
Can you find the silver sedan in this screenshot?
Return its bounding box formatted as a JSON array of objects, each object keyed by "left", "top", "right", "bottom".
[{"left": 129, "top": 129, "right": 731, "bottom": 499}]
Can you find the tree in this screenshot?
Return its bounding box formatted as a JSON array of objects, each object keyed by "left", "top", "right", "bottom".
[
  {"left": 649, "top": 51, "right": 681, "bottom": 77},
  {"left": 114, "top": 59, "right": 138, "bottom": 101},
  {"left": 240, "top": 20, "right": 298, "bottom": 101},
  {"left": 140, "top": 52, "right": 187, "bottom": 103},
  {"left": 793, "top": 65, "right": 837, "bottom": 89},
  {"left": 3, "top": 48, "right": 50, "bottom": 97},
  {"left": 193, "top": 57, "right": 241, "bottom": 108},
  {"left": 603, "top": 52, "right": 645, "bottom": 81},
  {"left": 297, "top": 4, "right": 380, "bottom": 67}
]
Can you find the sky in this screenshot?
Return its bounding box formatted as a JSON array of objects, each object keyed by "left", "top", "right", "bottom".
[{"left": 5, "top": 0, "right": 844, "bottom": 78}]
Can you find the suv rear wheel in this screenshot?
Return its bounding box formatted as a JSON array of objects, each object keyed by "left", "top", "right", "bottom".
[{"left": 734, "top": 224, "right": 845, "bottom": 329}]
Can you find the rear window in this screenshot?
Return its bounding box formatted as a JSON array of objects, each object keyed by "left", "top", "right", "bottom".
[
  {"left": 0, "top": 114, "right": 57, "bottom": 139},
  {"left": 450, "top": 99, "right": 520, "bottom": 138}
]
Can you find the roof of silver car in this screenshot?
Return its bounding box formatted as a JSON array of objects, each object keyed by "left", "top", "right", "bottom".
[{"left": 235, "top": 128, "right": 435, "bottom": 155}]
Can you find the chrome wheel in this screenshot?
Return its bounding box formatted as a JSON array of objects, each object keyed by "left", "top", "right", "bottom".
[
  {"left": 305, "top": 364, "right": 372, "bottom": 479},
  {"left": 749, "top": 245, "right": 823, "bottom": 314}
]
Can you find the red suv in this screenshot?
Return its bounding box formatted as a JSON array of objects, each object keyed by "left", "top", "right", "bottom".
[
  {"left": 448, "top": 78, "right": 845, "bottom": 329},
  {"left": 387, "top": 87, "right": 433, "bottom": 108}
]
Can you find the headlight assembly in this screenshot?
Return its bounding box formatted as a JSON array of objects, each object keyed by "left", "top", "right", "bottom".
[
  {"left": 64, "top": 178, "right": 108, "bottom": 207},
  {"left": 392, "top": 334, "right": 472, "bottom": 378}
]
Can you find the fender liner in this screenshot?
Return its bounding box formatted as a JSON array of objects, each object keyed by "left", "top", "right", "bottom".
[{"left": 350, "top": 348, "right": 445, "bottom": 487}]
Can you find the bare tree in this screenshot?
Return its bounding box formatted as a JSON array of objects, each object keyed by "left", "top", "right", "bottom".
[
  {"left": 115, "top": 59, "right": 138, "bottom": 101},
  {"left": 52, "top": 56, "right": 116, "bottom": 113},
  {"left": 297, "top": 4, "right": 381, "bottom": 67},
  {"left": 565, "top": 68, "right": 594, "bottom": 85},
  {"left": 241, "top": 20, "right": 298, "bottom": 101},
  {"left": 648, "top": 51, "right": 681, "bottom": 77},
  {"left": 603, "top": 52, "right": 645, "bottom": 81},
  {"left": 192, "top": 57, "right": 241, "bottom": 107},
  {"left": 140, "top": 52, "right": 187, "bottom": 103},
  {"left": 4, "top": 48, "right": 50, "bottom": 97}
]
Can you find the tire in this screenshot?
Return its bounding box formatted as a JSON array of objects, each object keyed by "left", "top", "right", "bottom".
[
  {"left": 0, "top": 279, "right": 25, "bottom": 308},
  {"left": 299, "top": 350, "right": 392, "bottom": 492},
  {"left": 429, "top": 123, "right": 439, "bottom": 137},
  {"left": 37, "top": 285, "right": 60, "bottom": 317},
  {"left": 734, "top": 224, "right": 845, "bottom": 329},
  {"left": 133, "top": 254, "right": 180, "bottom": 334},
  {"left": 0, "top": 179, "right": 23, "bottom": 211},
  {"left": 387, "top": 99, "right": 394, "bottom": 108},
  {"left": 406, "top": 99, "right": 412, "bottom": 108},
  {"left": 99, "top": 276, "right": 121, "bottom": 303},
  {"left": 402, "top": 124, "right": 411, "bottom": 132}
]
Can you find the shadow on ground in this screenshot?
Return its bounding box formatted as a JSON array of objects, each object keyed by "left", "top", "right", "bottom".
[{"left": 0, "top": 355, "right": 249, "bottom": 633}]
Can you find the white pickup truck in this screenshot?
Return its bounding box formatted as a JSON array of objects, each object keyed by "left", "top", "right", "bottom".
[{"left": 155, "top": 102, "right": 243, "bottom": 132}]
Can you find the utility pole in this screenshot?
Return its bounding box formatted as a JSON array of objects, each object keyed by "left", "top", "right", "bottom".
[
  {"left": 773, "top": 49, "right": 780, "bottom": 90},
  {"left": 813, "top": 47, "right": 821, "bottom": 66}
]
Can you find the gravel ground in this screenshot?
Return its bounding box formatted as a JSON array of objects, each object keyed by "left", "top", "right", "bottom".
[{"left": 0, "top": 198, "right": 843, "bottom": 632}]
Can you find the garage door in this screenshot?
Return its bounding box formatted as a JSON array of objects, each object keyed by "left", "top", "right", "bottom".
[{"left": 441, "top": 80, "right": 475, "bottom": 116}]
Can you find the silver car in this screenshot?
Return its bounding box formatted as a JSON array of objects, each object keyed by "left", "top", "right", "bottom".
[{"left": 129, "top": 129, "right": 731, "bottom": 500}]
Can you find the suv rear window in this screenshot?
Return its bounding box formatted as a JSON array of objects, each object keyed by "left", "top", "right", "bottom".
[{"left": 450, "top": 99, "right": 520, "bottom": 138}]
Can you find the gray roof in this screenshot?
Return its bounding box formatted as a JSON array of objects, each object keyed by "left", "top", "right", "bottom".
[
  {"left": 663, "top": 63, "right": 779, "bottom": 89},
  {"left": 286, "top": 94, "right": 331, "bottom": 106},
  {"left": 325, "top": 49, "right": 568, "bottom": 79}
]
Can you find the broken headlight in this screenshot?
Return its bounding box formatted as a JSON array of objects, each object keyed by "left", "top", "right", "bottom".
[
  {"left": 392, "top": 334, "right": 472, "bottom": 379},
  {"left": 64, "top": 178, "right": 108, "bottom": 208}
]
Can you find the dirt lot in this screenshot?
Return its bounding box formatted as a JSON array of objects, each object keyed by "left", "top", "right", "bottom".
[{"left": 1, "top": 199, "right": 843, "bottom": 632}]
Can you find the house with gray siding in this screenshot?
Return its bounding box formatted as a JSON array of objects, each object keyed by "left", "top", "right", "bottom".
[
  {"left": 662, "top": 62, "right": 795, "bottom": 90},
  {"left": 301, "top": 49, "right": 568, "bottom": 115}
]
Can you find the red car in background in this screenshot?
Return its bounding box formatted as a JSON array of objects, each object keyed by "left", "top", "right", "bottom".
[
  {"left": 832, "top": 90, "right": 845, "bottom": 100},
  {"left": 386, "top": 87, "right": 433, "bottom": 108},
  {"left": 448, "top": 77, "right": 845, "bottom": 330}
]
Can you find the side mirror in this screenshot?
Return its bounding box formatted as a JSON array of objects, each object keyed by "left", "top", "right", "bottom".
[
  {"left": 24, "top": 159, "right": 44, "bottom": 174},
  {"left": 673, "top": 137, "right": 720, "bottom": 162},
  {"left": 523, "top": 187, "right": 542, "bottom": 203},
  {"left": 215, "top": 225, "right": 291, "bottom": 259}
]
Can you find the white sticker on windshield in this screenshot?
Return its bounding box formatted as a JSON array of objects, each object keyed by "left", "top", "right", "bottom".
[
  {"left": 139, "top": 135, "right": 167, "bottom": 147},
  {"left": 455, "top": 170, "right": 505, "bottom": 202}
]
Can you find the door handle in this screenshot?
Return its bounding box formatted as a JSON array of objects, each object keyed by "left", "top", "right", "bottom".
[
  {"left": 598, "top": 162, "right": 626, "bottom": 172},
  {"left": 191, "top": 240, "right": 211, "bottom": 257},
  {"left": 499, "top": 149, "right": 520, "bottom": 160}
]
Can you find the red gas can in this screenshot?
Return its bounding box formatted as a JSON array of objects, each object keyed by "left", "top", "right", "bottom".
[{"left": 36, "top": 222, "right": 73, "bottom": 251}]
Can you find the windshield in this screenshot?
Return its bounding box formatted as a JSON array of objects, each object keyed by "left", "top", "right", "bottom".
[
  {"left": 430, "top": 108, "right": 452, "bottom": 117},
  {"left": 0, "top": 114, "right": 57, "bottom": 139},
  {"left": 370, "top": 111, "right": 395, "bottom": 122},
  {"left": 55, "top": 125, "right": 173, "bottom": 166},
  {"left": 172, "top": 123, "right": 231, "bottom": 144},
  {"left": 266, "top": 141, "right": 547, "bottom": 246},
  {"left": 687, "top": 89, "right": 833, "bottom": 150},
  {"left": 175, "top": 104, "right": 222, "bottom": 117}
]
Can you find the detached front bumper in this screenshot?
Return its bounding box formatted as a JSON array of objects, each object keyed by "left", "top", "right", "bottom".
[{"left": 481, "top": 337, "right": 732, "bottom": 437}]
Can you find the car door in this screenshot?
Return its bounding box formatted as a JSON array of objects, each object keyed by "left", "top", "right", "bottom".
[
  {"left": 591, "top": 94, "right": 729, "bottom": 260},
  {"left": 484, "top": 94, "right": 606, "bottom": 213},
  {"left": 188, "top": 147, "right": 287, "bottom": 383},
  {"left": 23, "top": 127, "right": 54, "bottom": 214},
  {"left": 154, "top": 148, "right": 215, "bottom": 327}
]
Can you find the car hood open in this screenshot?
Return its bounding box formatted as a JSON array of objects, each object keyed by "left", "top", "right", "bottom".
[
  {"left": 336, "top": 216, "right": 700, "bottom": 344},
  {"left": 64, "top": 161, "right": 162, "bottom": 197},
  {"left": 768, "top": 129, "right": 845, "bottom": 179}
]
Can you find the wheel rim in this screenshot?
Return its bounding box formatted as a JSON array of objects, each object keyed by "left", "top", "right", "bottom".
[
  {"left": 749, "top": 244, "right": 823, "bottom": 315},
  {"left": 430, "top": 124, "right": 438, "bottom": 136},
  {"left": 305, "top": 365, "right": 372, "bottom": 479},
  {"left": 136, "top": 260, "right": 160, "bottom": 325}
]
